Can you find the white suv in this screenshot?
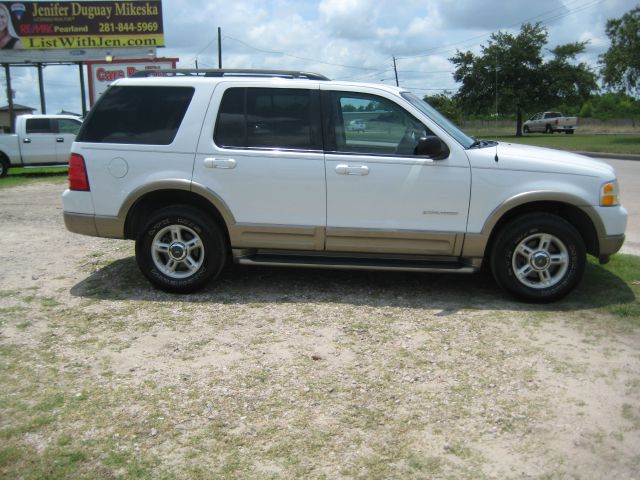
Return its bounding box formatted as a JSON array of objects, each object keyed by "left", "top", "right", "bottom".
[{"left": 63, "top": 69, "right": 627, "bottom": 302}]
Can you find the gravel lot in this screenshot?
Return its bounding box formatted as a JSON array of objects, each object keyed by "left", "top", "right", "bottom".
[{"left": 1, "top": 180, "right": 639, "bottom": 479}]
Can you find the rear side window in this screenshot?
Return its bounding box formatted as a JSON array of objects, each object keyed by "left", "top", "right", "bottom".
[
  {"left": 56, "top": 119, "right": 82, "bottom": 135},
  {"left": 216, "top": 88, "right": 245, "bottom": 147},
  {"left": 77, "top": 86, "right": 194, "bottom": 145},
  {"left": 26, "top": 118, "right": 53, "bottom": 134},
  {"left": 214, "top": 87, "right": 321, "bottom": 150}
]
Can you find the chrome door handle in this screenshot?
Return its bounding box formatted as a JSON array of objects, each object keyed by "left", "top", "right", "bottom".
[
  {"left": 336, "top": 164, "right": 369, "bottom": 176},
  {"left": 23, "top": 138, "right": 31, "bottom": 143},
  {"left": 204, "top": 157, "right": 236, "bottom": 169},
  {"left": 56, "top": 137, "right": 64, "bottom": 143}
]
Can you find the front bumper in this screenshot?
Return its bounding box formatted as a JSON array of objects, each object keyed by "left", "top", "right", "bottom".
[{"left": 598, "top": 234, "right": 625, "bottom": 260}]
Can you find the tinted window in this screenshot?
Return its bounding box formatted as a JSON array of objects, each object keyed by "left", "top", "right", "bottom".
[
  {"left": 327, "top": 92, "right": 432, "bottom": 156},
  {"left": 26, "top": 118, "right": 53, "bottom": 134},
  {"left": 77, "top": 86, "right": 194, "bottom": 144},
  {"left": 57, "top": 119, "right": 82, "bottom": 135},
  {"left": 215, "top": 88, "right": 245, "bottom": 147},
  {"left": 247, "top": 89, "right": 315, "bottom": 149},
  {"left": 214, "top": 87, "right": 320, "bottom": 150}
]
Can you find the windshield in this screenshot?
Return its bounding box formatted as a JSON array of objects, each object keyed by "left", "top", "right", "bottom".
[{"left": 401, "top": 92, "right": 475, "bottom": 149}]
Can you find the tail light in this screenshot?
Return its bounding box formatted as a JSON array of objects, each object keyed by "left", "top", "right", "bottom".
[
  {"left": 555, "top": 119, "right": 559, "bottom": 125},
  {"left": 69, "top": 153, "right": 90, "bottom": 191}
]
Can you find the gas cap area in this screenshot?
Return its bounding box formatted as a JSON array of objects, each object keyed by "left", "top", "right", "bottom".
[{"left": 108, "top": 157, "right": 129, "bottom": 178}]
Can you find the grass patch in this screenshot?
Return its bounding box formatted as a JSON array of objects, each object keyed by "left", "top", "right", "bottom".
[
  {"left": 0, "top": 166, "right": 67, "bottom": 189},
  {"left": 468, "top": 132, "right": 640, "bottom": 155},
  {"left": 0, "top": 214, "right": 638, "bottom": 479},
  {"left": 580, "top": 254, "right": 640, "bottom": 323}
]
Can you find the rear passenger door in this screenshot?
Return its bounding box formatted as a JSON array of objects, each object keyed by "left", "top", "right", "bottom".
[
  {"left": 194, "top": 84, "right": 327, "bottom": 251},
  {"left": 54, "top": 118, "right": 82, "bottom": 163},
  {"left": 21, "top": 117, "right": 57, "bottom": 165}
]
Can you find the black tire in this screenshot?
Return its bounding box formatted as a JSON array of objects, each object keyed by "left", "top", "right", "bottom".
[
  {"left": 0, "top": 156, "right": 9, "bottom": 178},
  {"left": 135, "top": 205, "right": 227, "bottom": 293},
  {"left": 490, "top": 213, "right": 586, "bottom": 303},
  {"left": 545, "top": 124, "right": 553, "bottom": 134},
  {"left": 565, "top": 130, "right": 574, "bottom": 135},
  {"left": 523, "top": 126, "right": 530, "bottom": 134}
]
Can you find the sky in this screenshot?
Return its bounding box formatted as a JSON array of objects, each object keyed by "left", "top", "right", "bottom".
[{"left": 2, "top": 0, "right": 637, "bottom": 114}]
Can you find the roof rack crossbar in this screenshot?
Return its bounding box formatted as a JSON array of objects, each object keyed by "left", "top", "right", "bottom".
[{"left": 131, "top": 69, "right": 330, "bottom": 80}]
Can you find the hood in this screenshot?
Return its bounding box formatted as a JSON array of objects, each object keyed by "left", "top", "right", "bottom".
[{"left": 490, "top": 142, "right": 617, "bottom": 179}]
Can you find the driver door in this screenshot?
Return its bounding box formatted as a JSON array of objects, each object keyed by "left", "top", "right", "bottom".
[{"left": 321, "top": 88, "right": 471, "bottom": 256}]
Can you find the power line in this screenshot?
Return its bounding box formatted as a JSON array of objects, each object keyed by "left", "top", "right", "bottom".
[
  {"left": 222, "top": 35, "right": 391, "bottom": 72},
  {"left": 395, "top": 0, "right": 603, "bottom": 60}
]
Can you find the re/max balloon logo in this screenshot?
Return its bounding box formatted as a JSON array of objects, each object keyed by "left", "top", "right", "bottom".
[{"left": 10, "top": 3, "right": 26, "bottom": 21}]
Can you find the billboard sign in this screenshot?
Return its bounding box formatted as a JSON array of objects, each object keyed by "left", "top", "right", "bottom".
[
  {"left": 86, "top": 57, "right": 177, "bottom": 105},
  {"left": 0, "top": 46, "right": 158, "bottom": 63},
  {"left": 0, "top": 1, "right": 164, "bottom": 51}
]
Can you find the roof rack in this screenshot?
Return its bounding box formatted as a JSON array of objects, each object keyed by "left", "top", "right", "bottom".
[{"left": 131, "top": 69, "right": 330, "bottom": 80}]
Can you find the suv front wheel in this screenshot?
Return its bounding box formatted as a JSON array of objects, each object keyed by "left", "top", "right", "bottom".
[
  {"left": 490, "top": 213, "right": 586, "bottom": 302},
  {"left": 135, "top": 205, "right": 227, "bottom": 293}
]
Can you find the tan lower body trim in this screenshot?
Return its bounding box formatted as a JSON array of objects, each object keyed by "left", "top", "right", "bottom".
[
  {"left": 599, "top": 234, "right": 625, "bottom": 256},
  {"left": 229, "top": 224, "right": 325, "bottom": 251},
  {"left": 229, "top": 224, "right": 463, "bottom": 255},
  {"left": 63, "top": 213, "right": 125, "bottom": 239},
  {"left": 325, "top": 228, "right": 461, "bottom": 255},
  {"left": 461, "top": 233, "right": 489, "bottom": 258},
  {"left": 64, "top": 212, "right": 98, "bottom": 237},
  {"left": 95, "top": 216, "right": 125, "bottom": 239}
]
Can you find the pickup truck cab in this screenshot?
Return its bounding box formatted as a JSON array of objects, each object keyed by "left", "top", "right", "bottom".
[
  {"left": 62, "top": 69, "right": 626, "bottom": 302},
  {"left": 523, "top": 112, "right": 577, "bottom": 134},
  {"left": 0, "top": 114, "right": 83, "bottom": 177}
]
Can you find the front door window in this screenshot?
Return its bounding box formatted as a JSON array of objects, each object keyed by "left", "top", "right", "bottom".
[{"left": 327, "top": 93, "right": 431, "bottom": 156}]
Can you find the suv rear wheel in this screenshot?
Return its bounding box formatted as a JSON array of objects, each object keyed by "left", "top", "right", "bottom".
[
  {"left": 135, "top": 205, "right": 227, "bottom": 293},
  {"left": 490, "top": 213, "right": 586, "bottom": 302}
]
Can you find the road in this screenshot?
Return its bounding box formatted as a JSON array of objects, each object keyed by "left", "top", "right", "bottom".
[{"left": 603, "top": 158, "right": 640, "bottom": 255}]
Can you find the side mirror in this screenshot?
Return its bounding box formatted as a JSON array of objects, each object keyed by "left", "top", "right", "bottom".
[{"left": 415, "top": 136, "right": 449, "bottom": 160}]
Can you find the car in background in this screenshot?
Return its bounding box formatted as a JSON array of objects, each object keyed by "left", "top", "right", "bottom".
[
  {"left": 523, "top": 112, "right": 577, "bottom": 134},
  {"left": 347, "top": 119, "right": 366, "bottom": 132},
  {"left": 0, "top": 114, "right": 82, "bottom": 177}
]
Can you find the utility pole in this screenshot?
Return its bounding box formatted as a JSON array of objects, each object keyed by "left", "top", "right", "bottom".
[
  {"left": 392, "top": 56, "right": 399, "bottom": 87},
  {"left": 4, "top": 64, "right": 14, "bottom": 132},
  {"left": 37, "top": 63, "right": 46, "bottom": 114},
  {"left": 78, "top": 62, "right": 87, "bottom": 116},
  {"left": 218, "top": 27, "right": 222, "bottom": 69},
  {"left": 495, "top": 51, "right": 498, "bottom": 130}
]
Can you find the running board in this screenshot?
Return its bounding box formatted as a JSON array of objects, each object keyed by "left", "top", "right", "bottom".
[{"left": 235, "top": 252, "right": 478, "bottom": 274}]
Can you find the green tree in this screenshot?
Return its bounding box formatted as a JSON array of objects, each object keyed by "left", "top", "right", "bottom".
[
  {"left": 589, "top": 92, "right": 640, "bottom": 123},
  {"left": 450, "top": 23, "right": 596, "bottom": 136},
  {"left": 579, "top": 100, "right": 593, "bottom": 118},
  {"left": 600, "top": 6, "right": 640, "bottom": 95},
  {"left": 423, "top": 93, "right": 461, "bottom": 123}
]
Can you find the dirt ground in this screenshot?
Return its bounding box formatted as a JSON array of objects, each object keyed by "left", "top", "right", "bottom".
[{"left": 1, "top": 181, "right": 639, "bottom": 479}]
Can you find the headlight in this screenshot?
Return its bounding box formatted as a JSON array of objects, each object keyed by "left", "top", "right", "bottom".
[{"left": 600, "top": 180, "right": 620, "bottom": 206}]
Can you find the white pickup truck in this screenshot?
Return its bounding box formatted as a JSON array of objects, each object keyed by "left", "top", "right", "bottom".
[
  {"left": 523, "top": 112, "right": 577, "bottom": 134},
  {"left": 0, "top": 114, "right": 83, "bottom": 177}
]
